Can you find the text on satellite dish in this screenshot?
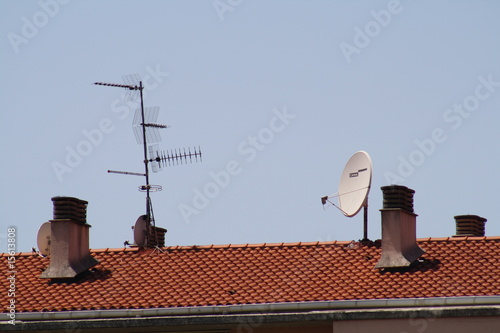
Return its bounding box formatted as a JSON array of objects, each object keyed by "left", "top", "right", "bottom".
[{"left": 349, "top": 168, "right": 368, "bottom": 178}]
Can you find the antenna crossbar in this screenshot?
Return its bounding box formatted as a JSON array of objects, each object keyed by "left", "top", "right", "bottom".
[
  {"left": 148, "top": 146, "right": 202, "bottom": 172},
  {"left": 94, "top": 82, "right": 141, "bottom": 90},
  {"left": 132, "top": 107, "right": 169, "bottom": 144},
  {"left": 108, "top": 170, "right": 146, "bottom": 177},
  {"left": 142, "top": 123, "right": 169, "bottom": 128}
]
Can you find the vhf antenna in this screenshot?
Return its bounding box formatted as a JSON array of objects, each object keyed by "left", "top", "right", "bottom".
[{"left": 94, "top": 74, "right": 202, "bottom": 246}]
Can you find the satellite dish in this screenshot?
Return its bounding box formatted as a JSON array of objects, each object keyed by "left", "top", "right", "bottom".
[
  {"left": 338, "top": 151, "right": 372, "bottom": 217},
  {"left": 37, "top": 222, "right": 52, "bottom": 256},
  {"left": 133, "top": 215, "right": 148, "bottom": 247},
  {"left": 321, "top": 151, "right": 372, "bottom": 240}
]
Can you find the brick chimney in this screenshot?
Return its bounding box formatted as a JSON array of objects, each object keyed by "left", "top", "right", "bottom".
[
  {"left": 40, "top": 197, "right": 98, "bottom": 279},
  {"left": 453, "top": 215, "right": 487, "bottom": 237},
  {"left": 375, "top": 185, "right": 425, "bottom": 269}
]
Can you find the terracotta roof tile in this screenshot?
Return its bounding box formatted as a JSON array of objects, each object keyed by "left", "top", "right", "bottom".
[{"left": 2, "top": 237, "right": 500, "bottom": 312}]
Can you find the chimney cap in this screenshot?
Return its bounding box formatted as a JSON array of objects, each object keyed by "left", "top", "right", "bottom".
[
  {"left": 51, "top": 196, "right": 88, "bottom": 205},
  {"left": 51, "top": 196, "right": 88, "bottom": 224},
  {"left": 454, "top": 214, "right": 487, "bottom": 223},
  {"left": 453, "top": 214, "right": 487, "bottom": 237},
  {"left": 381, "top": 185, "right": 415, "bottom": 213},
  {"left": 380, "top": 185, "right": 415, "bottom": 193}
]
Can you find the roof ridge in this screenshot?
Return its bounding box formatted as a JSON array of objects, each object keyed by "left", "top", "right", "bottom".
[
  {"left": 90, "top": 247, "right": 140, "bottom": 253},
  {"left": 417, "top": 236, "right": 500, "bottom": 242},
  {"left": 166, "top": 240, "right": 353, "bottom": 250},
  {"left": 85, "top": 237, "right": 500, "bottom": 252},
  {"left": 4, "top": 237, "right": 499, "bottom": 256},
  {"left": 0, "top": 251, "right": 41, "bottom": 257},
  {"left": 86, "top": 240, "right": 353, "bottom": 253}
]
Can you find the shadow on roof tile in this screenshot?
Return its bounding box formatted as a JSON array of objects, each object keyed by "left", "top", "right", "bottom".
[{"left": 378, "top": 258, "right": 441, "bottom": 275}]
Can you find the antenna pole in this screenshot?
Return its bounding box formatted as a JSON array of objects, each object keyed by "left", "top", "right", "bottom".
[
  {"left": 138, "top": 81, "right": 152, "bottom": 225},
  {"left": 363, "top": 199, "right": 368, "bottom": 241}
]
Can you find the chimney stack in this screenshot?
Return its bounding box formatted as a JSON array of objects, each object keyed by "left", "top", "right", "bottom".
[
  {"left": 375, "top": 185, "right": 425, "bottom": 269},
  {"left": 40, "top": 197, "right": 98, "bottom": 279},
  {"left": 453, "top": 215, "right": 487, "bottom": 237}
]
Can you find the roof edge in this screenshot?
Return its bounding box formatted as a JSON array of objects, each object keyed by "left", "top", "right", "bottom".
[
  {"left": 3, "top": 307, "right": 500, "bottom": 332},
  {"left": 90, "top": 236, "right": 500, "bottom": 253},
  {"left": 3, "top": 296, "right": 500, "bottom": 323},
  {"left": 418, "top": 236, "right": 500, "bottom": 242}
]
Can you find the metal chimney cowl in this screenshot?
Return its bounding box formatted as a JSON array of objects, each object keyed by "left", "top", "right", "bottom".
[
  {"left": 40, "top": 197, "right": 98, "bottom": 279},
  {"left": 375, "top": 185, "right": 425, "bottom": 269}
]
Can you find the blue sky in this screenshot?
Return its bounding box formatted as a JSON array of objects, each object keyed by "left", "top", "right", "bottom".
[{"left": 1, "top": 0, "right": 500, "bottom": 252}]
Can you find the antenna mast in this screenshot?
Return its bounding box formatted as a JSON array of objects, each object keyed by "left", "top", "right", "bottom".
[
  {"left": 94, "top": 74, "right": 202, "bottom": 247},
  {"left": 138, "top": 81, "right": 153, "bottom": 222}
]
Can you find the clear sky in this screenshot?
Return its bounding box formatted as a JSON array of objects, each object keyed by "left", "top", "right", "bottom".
[{"left": 1, "top": 0, "right": 500, "bottom": 252}]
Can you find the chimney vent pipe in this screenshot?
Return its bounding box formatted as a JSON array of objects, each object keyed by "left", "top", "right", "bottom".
[
  {"left": 40, "top": 197, "right": 98, "bottom": 279},
  {"left": 375, "top": 185, "right": 425, "bottom": 269}
]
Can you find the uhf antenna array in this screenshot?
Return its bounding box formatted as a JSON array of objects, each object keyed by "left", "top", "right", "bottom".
[{"left": 94, "top": 74, "right": 201, "bottom": 246}]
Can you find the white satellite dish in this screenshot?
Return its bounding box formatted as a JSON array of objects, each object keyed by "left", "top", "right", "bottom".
[
  {"left": 338, "top": 151, "right": 372, "bottom": 217},
  {"left": 133, "top": 215, "right": 148, "bottom": 247},
  {"left": 322, "top": 151, "right": 372, "bottom": 240},
  {"left": 37, "top": 222, "right": 52, "bottom": 256}
]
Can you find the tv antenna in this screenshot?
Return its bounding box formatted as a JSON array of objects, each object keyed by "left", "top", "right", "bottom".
[
  {"left": 321, "top": 151, "right": 372, "bottom": 241},
  {"left": 94, "top": 74, "right": 202, "bottom": 247}
]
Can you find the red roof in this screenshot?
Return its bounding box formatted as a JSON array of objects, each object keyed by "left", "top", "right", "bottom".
[{"left": 2, "top": 237, "right": 500, "bottom": 313}]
